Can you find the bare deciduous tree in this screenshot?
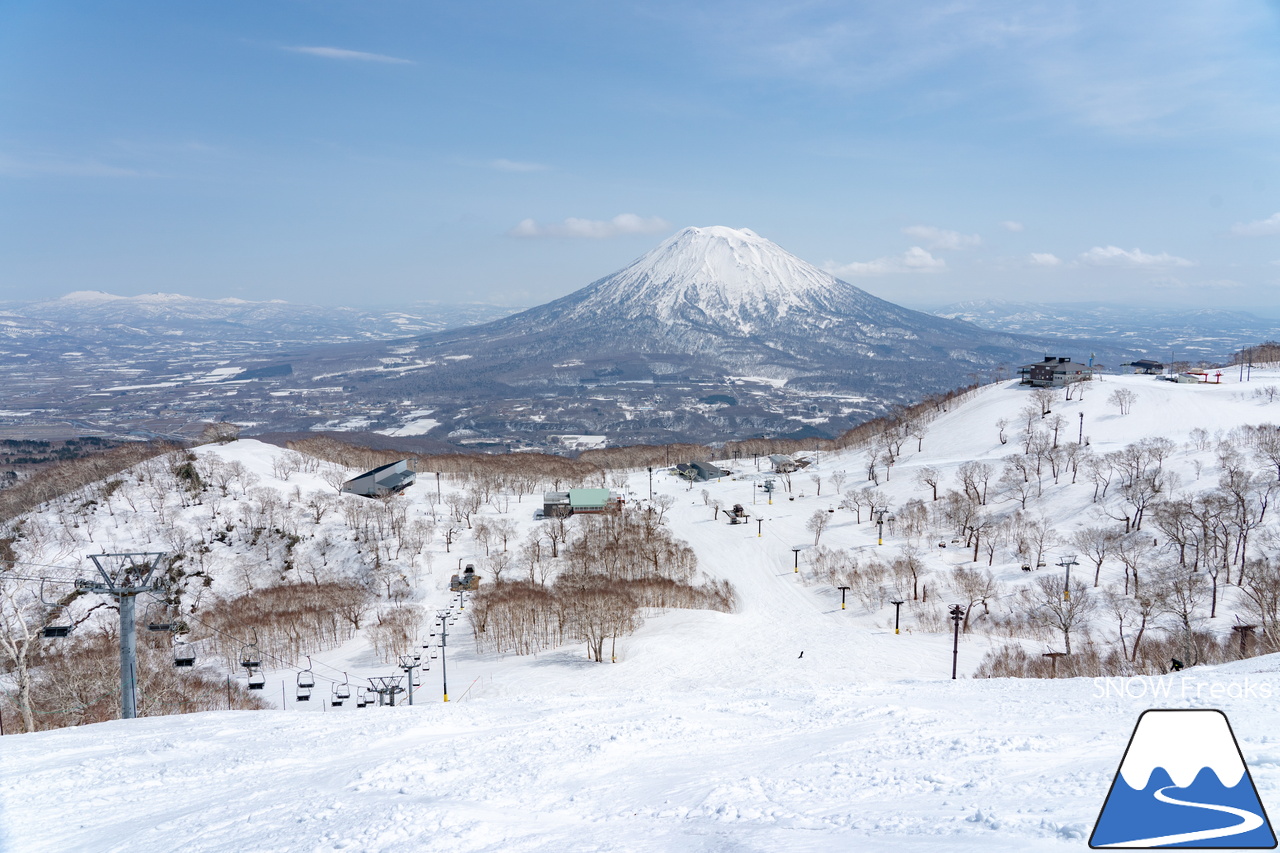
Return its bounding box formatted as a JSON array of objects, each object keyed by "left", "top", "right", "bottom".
[
  {"left": 806, "top": 509, "right": 831, "bottom": 546},
  {"left": 1108, "top": 387, "right": 1137, "bottom": 416},
  {"left": 1025, "top": 575, "right": 1095, "bottom": 654}
]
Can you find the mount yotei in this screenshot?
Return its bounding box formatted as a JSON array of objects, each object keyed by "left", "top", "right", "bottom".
[{"left": 294, "top": 227, "right": 1132, "bottom": 445}]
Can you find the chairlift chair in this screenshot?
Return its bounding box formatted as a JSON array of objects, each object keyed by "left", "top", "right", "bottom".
[
  {"left": 246, "top": 668, "right": 266, "bottom": 690},
  {"left": 173, "top": 640, "right": 196, "bottom": 667},
  {"left": 240, "top": 631, "right": 262, "bottom": 670},
  {"left": 355, "top": 688, "right": 370, "bottom": 708},
  {"left": 39, "top": 580, "right": 73, "bottom": 639},
  {"left": 144, "top": 602, "right": 175, "bottom": 632},
  {"left": 298, "top": 657, "right": 316, "bottom": 689},
  {"left": 332, "top": 675, "right": 351, "bottom": 707}
]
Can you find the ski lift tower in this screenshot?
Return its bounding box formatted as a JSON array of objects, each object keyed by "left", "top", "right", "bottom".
[{"left": 75, "top": 552, "right": 167, "bottom": 720}]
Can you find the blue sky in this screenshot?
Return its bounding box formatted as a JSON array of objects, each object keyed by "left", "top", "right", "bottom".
[{"left": 2, "top": 1, "right": 1279, "bottom": 311}]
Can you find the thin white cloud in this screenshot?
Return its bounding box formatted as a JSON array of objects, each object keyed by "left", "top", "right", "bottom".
[
  {"left": 283, "top": 46, "right": 414, "bottom": 65},
  {"left": 508, "top": 214, "right": 671, "bottom": 239},
  {"left": 1232, "top": 213, "right": 1280, "bottom": 236},
  {"left": 1001, "top": 221, "right": 1025, "bottom": 232},
  {"left": 490, "top": 159, "right": 551, "bottom": 173},
  {"left": 1078, "top": 246, "right": 1195, "bottom": 268},
  {"left": 1148, "top": 276, "right": 1241, "bottom": 290},
  {"left": 1029, "top": 252, "right": 1062, "bottom": 266},
  {"left": 826, "top": 247, "right": 946, "bottom": 277},
  {"left": 901, "top": 225, "right": 981, "bottom": 250},
  {"left": 681, "top": 3, "right": 1279, "bottom": 137},
  {"left": 0, "top": 152, "right": 151, "bottom": 178}
]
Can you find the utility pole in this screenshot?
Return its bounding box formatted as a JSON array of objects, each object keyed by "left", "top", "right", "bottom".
[
  {"left": 792, "top": 547, "right": 801, "bottom": 573},
  {"left": 398, "top": 654, "right": 422, "bottom": 705},
  {"left": 647, "top": 466, "right": 653, "bottom": 501},
  {"left": 435, "top": 472, "right": 442, "bottom": 503},
  {"left": 838, "top": 586, "right": 850, "bottom": 610},
  {"left": 757, "top": 517, "right": 764, "bottom": 538},
  {"left": 891, "top": 599, "right": 904, "bottom": 633},
  {"left": 436, "top": 610, "right": 450, "bottom": 702},
  {"left": 1078, "top": 411, "right": 1084, "bottom": 445},
  {"left": 949, "top": 604, "right": 964, "bottom": 679},
  {"left": 76, "top": 552, "right": 167, "bottom": 720}
]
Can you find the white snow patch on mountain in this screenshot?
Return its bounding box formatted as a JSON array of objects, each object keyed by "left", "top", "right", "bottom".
[{"left": 572, "top": 226, "right": 850, "bottom": 330}]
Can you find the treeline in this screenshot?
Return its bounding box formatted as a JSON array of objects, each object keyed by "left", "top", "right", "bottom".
[
  {"left": 200, "top": 581, "right": 372, "bottom": 668},
  {"left": 6, "top": 627, "right": 265, "bottom": 731},
  {"left": 0, "top": 379, "right": 984, "bottom": 528},
  {"left": 0, "top": 440, "right": 180, "bottom": 523},
  {"left": 1229, "top": 341, "right": 1280, "bottom": 367},
  {"left": 977, "top": 628, "right": 1269, "bottom": 679},
  {"left": 287, "top": 381, "right": 984, "bottom": 482},
  {"left": 468, "top": 507, "right": 736, "bottom": 661}
]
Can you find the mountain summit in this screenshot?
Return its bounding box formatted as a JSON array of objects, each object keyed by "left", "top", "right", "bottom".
[
  {"left": 571, "top": 226, "right": 852, "bottom": 331},
  {"left": 439, "top": 225, "right": 1043, "bottom": 368}
]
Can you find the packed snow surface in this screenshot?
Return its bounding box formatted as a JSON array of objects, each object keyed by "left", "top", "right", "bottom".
[{"left": 5, "top": 370, "right": 1280, "bottom": 851}]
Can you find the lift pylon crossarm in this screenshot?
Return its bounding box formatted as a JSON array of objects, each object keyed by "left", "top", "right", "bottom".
[
  {"left": 368, "top": 675, "right": 406, "bottom": 707},
  {"left": 86, "top": 552, "right": 168, "bottom": 593}
]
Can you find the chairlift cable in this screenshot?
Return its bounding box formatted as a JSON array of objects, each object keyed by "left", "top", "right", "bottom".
[{"left": 177, "top": 610, "right": 389, "bottom": 689}]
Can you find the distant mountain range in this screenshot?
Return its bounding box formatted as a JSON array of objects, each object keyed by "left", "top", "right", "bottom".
[
  {"left": 0, "top": 291, "right": 519, "bottom": 357},
  {"left": 4, "top": 233, "right": 1273, "bottom": 448},
  {"left": 930, "top": 300, "right": 1279, "bottom": 363}
]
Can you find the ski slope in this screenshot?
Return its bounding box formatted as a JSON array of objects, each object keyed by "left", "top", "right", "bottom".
[{"left": 4, "top": 370, "right": 1280, "bottom": 851}]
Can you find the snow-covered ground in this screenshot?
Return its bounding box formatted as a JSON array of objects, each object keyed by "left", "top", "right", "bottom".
[{"left": 4, "top": 370, "right": 1280, "bottom": 852}]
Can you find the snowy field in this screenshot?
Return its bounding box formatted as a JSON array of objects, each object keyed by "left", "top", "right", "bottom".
[{"left": 4, "top": 369, "right": 1280, "bottom": 851}]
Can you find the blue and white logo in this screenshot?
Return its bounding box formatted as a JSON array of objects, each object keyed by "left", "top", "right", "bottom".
[{"left": 1090, "top": 709, "right": 1277, "bottom": 848}]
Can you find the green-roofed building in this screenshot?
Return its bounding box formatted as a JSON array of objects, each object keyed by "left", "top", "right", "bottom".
[
  {"left": 543, "top": 488, "right": 623, "bottom": 517},
  {"left": 570, "top": 488, "right": 613, "bottom": 513}
]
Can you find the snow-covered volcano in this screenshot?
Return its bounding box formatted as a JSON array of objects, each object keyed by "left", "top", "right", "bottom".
[
  {"left": 561, "top": 226, "right": 878, "bottom": 334},
  {"left": 355, "top": 226, "right": 1079, "bottom": 377},
  {"left": 527, "top": 225, "right": 967, "bottom": 348},
  {"left": 302, "top": 226, "right": 1138, "bottom": 442}
]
